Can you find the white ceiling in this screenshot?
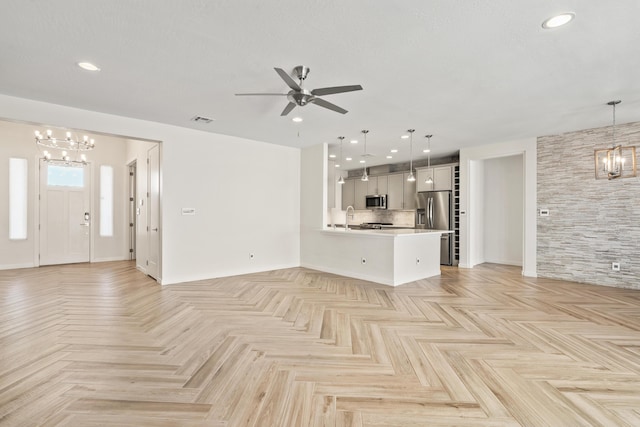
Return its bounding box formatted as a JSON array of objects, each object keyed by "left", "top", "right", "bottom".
[{"left": 1, "top": 1, "right": 639, "bottom": 170}]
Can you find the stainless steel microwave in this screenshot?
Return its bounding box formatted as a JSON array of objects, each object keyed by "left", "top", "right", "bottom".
[{"left": 365, "top": 194, "right": 387, "bottom": 210}]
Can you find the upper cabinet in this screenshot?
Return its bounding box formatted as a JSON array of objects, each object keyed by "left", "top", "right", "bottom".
[
  {"left": 387, "top": 173, "right": 415, "bottom": 210},
  {"left": 416, "top": 165, "right": 454, "bottom": 192},
  {"left": 367, "top": 175, "right": 388, "bottom": 195},
  {"left": 403, "top": 172, "right": 416, "bottom": 209},
  {"left": 354, "top": 179, "right": 368, "bottom": 210},
  {"left": 387, "top": 173, "right": 404, "bottom": 210},
  {"left": 341, "top": 168, "right": 429, "bottom": 210},
  {"left": 341, "top": 178, "right": 355, "bottom": 209}
]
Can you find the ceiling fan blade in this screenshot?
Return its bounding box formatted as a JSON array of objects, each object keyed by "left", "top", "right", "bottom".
[
  {"left": 311, "top": 97, "right": 348, "bottom": 114},
  {"left": 235, "top": 93, "right": 288, "bottom": 96},
  {"left": 311, "top": 85, "right": 363, "bottom": 96},
  {"left": 274, "top": 68, "right": 302, "bottom": 91},
  {"left": 280, "top": 102, "right": 297, "bottom": 116}
]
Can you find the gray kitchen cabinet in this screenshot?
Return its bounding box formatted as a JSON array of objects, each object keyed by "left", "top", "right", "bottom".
[
  {"left": 367, "top": 177, "right": 378, "bottom": 195},
  {"left": 416, "top": 165, "right": 453, "bottom": 192},
  {"left": 377, "top": 175, "right": 388, "bottom": 195},
  {"left": 354, "top": 178, "right": 368, "bottom": 210},
  {"left": 387, "top": 173, "right": 404, "bottom": 210},
  {"left": 341, "top": 178, "right": 355, "bottom": 209},
  {"left": 367, "top": 175, "right": 388, "bottom": 195},
  {"left": 433, "top": 166, "right": 452, "bottom": 191},
  {"left": 403, "top": 172, "right": 416, "bottom": 209},
  {"left": 416, "top": 168, "right": 434, "bottom": 192}
]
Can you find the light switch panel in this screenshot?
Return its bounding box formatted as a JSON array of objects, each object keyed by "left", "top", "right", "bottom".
[{"left": 181, "top": 208, "right": 196, "bottom": 215}]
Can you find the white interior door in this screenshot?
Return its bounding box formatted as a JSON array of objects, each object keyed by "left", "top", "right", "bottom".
[
  {"left": 39, "top": 160, "right": 91, "bottom": 265},
  {"left": 147, "top": 145, "right": 160, "bottom": 279}
]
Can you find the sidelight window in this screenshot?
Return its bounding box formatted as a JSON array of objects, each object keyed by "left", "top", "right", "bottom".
[
  {"left": 9, "top": 158, "right": 28, "bottom": 240},
  {"left": 100, "top": 165, "right": 114, "bottom": 237}
]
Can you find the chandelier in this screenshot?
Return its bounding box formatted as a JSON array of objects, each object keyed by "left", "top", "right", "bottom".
[
  {"left": 35, "top": 129, "right": 95, "bottom": 166},
  {"left": 594, "top": 100, "right": 636, "bottom": 180}
]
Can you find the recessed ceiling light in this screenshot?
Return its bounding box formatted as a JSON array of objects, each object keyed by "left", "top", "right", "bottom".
[
  {"left": 77, "top": 62, "right": 100, "bottom": 71},
  {"left": 335, "top": 164, "right": 340, "bottom": 168},
  {"left": 346, "top": 157, "right": 352, "bottom": 161},
  {"left": 386, "top": 155, "right": 393, "bottom": 159},
  {"left": 400, "top": 135, "right": 409, "bottom": 139},
  {"left": 292, "top": 117, "right": 303, "bottom": 122},
  {"left": 329, "top": 154, "right": 336, "bottom": 158},
  {"left": 359, "top": 160, "right": 365, "bottom": 164},
  {"left": 350, "top": 139, "right": 358, "bottom": 144},
  {"left": 542, "top": 12, "right": 575, "bottom": 29},
  {"left": 423, "top": 149, "right": 431, "bottom": 153},
  {"left": 390, "top": 149, "right": 398, "bottom": 153}
]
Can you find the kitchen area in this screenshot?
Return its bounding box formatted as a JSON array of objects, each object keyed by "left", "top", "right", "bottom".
[{"left": 312, "top": 151, "right": 460, "bottom": 286}]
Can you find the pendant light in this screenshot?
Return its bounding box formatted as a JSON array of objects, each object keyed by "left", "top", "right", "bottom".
[
  {"left": 337, "top": 136, "right": 345, "bottom": 184},
  {"left": 425, "top": 134, "right": 433, "bottom": 184},
  {"left": 606, "top": 100, "right": 622, "bottom": 179},
  {"left": 406, "top": 129, "right": 416, "bottom": 181},
  {"left": 361, "top": 130, "right": 369, "bottom": 181}
]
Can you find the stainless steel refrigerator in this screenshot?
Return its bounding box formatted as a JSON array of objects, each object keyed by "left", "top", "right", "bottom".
[{"left": 415, "top": 191, "right": 453, "bottom": 265}]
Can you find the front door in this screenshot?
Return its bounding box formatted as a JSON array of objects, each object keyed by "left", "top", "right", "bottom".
[{"left": 39, "top": 160, "right": 91, "bottom": 265}]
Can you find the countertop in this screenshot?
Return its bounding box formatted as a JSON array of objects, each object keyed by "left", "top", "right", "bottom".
[{"left": 322, "top": 227, "right": 452, "bottom": 237}]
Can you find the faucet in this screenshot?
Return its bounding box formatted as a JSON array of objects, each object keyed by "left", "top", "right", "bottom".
[{"left": 345, "top": 205, "right": 355, "bottom": 231}]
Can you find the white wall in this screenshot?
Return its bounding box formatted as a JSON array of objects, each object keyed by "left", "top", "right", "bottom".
[
  {"left": 300, "top": 143, "right": 327, "bottom": 266},
  {"left": 0, "top": 119, "right": 130, "bottom": 268},
  {"left": 460, "top": 137, "right": 536, "bottom": 277},
  {"left": 483, "top": 155, "right": 523, "bottom": 266},
  {"left": 0, "top": 120, "right": 40, "bottom": 268},
  {"left": 0, "top": 94, "right": 301, "bottom": 284}
]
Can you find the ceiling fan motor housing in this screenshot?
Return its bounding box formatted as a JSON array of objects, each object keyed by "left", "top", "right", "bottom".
[{"left": 288, "top": 89, "right": 314, "bottom": 106}]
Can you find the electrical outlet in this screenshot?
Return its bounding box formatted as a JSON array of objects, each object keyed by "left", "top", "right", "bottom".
[
  {"left": 361, "top": 257, "right": 367, "bottom": 265},
  {"left": 416, "top": 257, "right": 420, "bottom": 265},
  {"left": 249, "top": 253, "right": 255, "bottom": 260},
  {"left": 612, "top": 262, "right": 620, "bottom": 272}
]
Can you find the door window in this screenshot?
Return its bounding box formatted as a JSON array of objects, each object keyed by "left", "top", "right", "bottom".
[{"left": 47, "top": 165, "right": 84, "bottom": 187}]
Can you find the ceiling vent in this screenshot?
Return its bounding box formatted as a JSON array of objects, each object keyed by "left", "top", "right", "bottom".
[{"left": 191, "top": 115, "right": 214, "bottom": 124}]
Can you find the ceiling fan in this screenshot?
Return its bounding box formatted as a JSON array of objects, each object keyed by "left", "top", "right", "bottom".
[{"left": 235, "top": 66, "right": 363, "bottom": 116}]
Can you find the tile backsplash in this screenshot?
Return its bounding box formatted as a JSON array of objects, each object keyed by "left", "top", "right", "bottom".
[{"left": 330, "top": 209, "right": 415, "bottom": 227}]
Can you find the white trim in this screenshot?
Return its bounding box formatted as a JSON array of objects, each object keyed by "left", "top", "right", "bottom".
[
  {"left": 92, "top": 256, "right": 129, "bottom": 263},
  {"left": 0, "top": 262, "right": 37, "bottom": 270}
]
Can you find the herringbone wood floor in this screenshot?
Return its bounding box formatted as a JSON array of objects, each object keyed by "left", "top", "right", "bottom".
[{"left": 1, "top": 262, "right": 640, "bottom": 426}]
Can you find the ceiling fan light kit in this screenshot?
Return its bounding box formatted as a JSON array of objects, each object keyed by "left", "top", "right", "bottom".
[{"left": 235, "top": 65, "right": 363, "bottom": 116}]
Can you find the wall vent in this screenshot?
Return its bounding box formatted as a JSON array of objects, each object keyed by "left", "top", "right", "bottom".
[{"left": 191, "top": 115, "right": 214, "bottom": 124}]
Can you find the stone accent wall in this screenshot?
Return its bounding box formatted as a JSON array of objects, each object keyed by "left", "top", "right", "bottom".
[{"left": 537, "top": 121, "right": 640, "bottom": 289}]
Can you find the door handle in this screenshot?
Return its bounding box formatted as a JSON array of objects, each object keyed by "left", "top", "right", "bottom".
[
  {"left": 80, "top": 222, "right": 90, "bottom": 226},
  {"left": 151, "top": 228, "right": 158, "bottom": 232}
]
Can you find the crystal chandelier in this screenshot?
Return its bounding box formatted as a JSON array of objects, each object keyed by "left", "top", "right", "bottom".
[{"left": 35, "top": 129, "right": 95, "bottom": 166}]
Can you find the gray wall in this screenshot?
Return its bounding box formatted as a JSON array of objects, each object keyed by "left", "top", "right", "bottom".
[{"left": 537, "top": 121, "right": 640, "bottom": 289}]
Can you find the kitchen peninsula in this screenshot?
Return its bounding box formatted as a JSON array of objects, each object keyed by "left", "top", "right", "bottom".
[{"left": 309, "top": 227, "right": 452, "bottom": 286}]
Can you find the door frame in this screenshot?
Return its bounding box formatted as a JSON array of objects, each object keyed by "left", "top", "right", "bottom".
[{"left": 146, "top": 143, "right": 162, "bottom": 282}]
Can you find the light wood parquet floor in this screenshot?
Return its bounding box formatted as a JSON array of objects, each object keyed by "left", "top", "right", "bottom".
[{"left": 1, "top": 261, "right": 640, "bottom": 426}]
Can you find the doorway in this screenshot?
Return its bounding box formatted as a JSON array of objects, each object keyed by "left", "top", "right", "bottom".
[{"left": 39, "top": 160, "right": 91, "bottom": 265}]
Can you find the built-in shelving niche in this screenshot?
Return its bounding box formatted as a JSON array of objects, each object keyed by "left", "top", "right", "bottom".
[{"left": 453, "top": 165, "right": 460, "bottom": 265}]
